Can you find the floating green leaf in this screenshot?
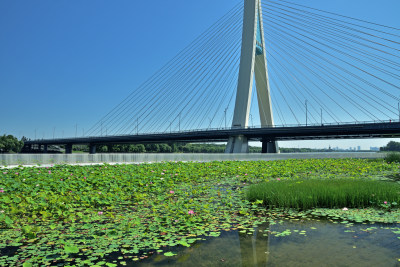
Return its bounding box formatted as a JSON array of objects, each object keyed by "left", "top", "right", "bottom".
[
  {"left": 64, "top": 245, "right": 79, "bottom": 254},
  {"left": 164, "top": 252, "right": 177, "bottom": 257}
]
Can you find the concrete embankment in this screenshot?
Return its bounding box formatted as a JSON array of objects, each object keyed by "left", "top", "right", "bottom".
[{"left": 0, "top": 152, "right": 385, "bottom": 168}]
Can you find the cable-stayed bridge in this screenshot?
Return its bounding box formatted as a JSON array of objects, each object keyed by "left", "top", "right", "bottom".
[{"left": 25, "top": 0, "right": 400, "bottom": 154}]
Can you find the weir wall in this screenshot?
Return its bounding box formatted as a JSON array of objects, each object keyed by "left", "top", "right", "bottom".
[{"left": 0, "top": 152, "right": 385, "bottom": 167}]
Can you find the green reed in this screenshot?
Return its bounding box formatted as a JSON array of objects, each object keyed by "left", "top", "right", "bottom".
[
  {"left": 246, "top": 179, "right": 400, "bottom": 210},
  {"left": 384, "top": 152, "right": 400, "bottom": 163}
]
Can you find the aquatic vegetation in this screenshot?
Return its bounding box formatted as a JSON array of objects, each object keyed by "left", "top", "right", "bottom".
[
  {"left": 246, "top": 179, "right": 400, "bottom": 209},
  {"left": 385, "top": 152, "right": 400, "bottom": 163},
  {"left": 0, "top": 158, "right": 398, "bottom": 266}
]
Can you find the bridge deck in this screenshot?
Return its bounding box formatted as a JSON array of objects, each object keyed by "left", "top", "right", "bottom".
[{"left": 24, "top": 121, "right": 400, "bottom": 146}]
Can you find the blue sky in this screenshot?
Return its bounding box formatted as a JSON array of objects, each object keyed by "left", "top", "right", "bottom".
[{"left": 1, "top": 0, "right": 399, "bottom": 149}]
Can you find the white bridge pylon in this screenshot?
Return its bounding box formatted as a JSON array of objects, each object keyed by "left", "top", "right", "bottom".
[{"left": 225, "top": 0, "right": 279, "bottom": 153}]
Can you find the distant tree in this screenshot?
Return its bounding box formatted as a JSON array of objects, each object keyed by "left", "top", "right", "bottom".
[
  {"left": 128, "top": 145, "right": 136, "bottom": 153},
  {"left": 0, "top": 134, "right": 24, "bottom": 153},
  {"left": 96, "top": 145, "right": 108, "bottom": 153},
  {"left": 169, "top": 143, "right": 178, "bottom": 153},
  {"left": 249, "top": 146, "right": 262, "bottom": 153},
  {"left": 130, "top": 144, "right": 146, "bottom": 153},
  {"left": 73, "top": 145, "right": 89, "bottom": 152},
  {"left": 159, "top": 144, "right": 172, "bottom": 153},
  {"left": 120, "top": 144, "right": 130, "bottom": 152},
  {"left": 380, "top": 141, "right": 400, "bottom": 152},
  {"left": 145, "top": 144, "right": 160, "bottom": 153}
]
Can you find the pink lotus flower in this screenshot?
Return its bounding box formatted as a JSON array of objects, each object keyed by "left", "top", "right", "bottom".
[
  {"left": 3, "top": 172, "right": 7, "bottom": 174},
  {"left": 169, "top": 190, "right": 174, "bottom": 194},
  {"left": 342, "top": 207, "right": 348, "bottom": 211},
  {"left": 84, "top": 177, "right": 87, "bottom": 180},
  {"left": 188, "top": 210, "right": 194, "bottom": 215},
  {"left": 277, "top": 178, "right": 281, "bottom": 181},
  {"left": 48, "top": 171, "right": 51, "bottom": 174},
  {"left": 98, "top": 211, "right": 103, "bottom": 215},
  {"left": 15, "top": 173, "right": 19, "bottom": 175},
  {"left": 0, "top": 188, "right": 4, "bottom": 193},
  {"left": 245, "top": 174, "right": 248, "bottom": 176},
  {"left": 384, "top": 201, "right": 388, "bottom": 204},
  {"left": 161, "top": 173, "right": 165, "bottom": 175},
  {"left": 60, "top": 179, "right": 63, "bottom": 181}
]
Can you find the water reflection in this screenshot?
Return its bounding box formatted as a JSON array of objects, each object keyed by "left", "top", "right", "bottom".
[
  {"left": 239, "top": 223, "right": 270, "bottom": 267},
  {"left": 139, "top": 219, "right": 400, "bottom": 266}
]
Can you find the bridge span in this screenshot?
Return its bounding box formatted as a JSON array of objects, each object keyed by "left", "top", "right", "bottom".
[{"left": 24, "top": 121, "right": 400, "bottom": 154}]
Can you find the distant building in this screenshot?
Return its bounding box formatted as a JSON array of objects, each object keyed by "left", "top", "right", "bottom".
[
  {"left": 370, "top": 147, "right": 379, "bottom": 151},
  {"left": 357, "top": 146, "right": 361, "bottom": 151}
]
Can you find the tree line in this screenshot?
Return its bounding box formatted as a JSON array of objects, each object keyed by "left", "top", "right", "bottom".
[
  {"left": 0, "top": 135, "right": 25, "bottom": 153},
  {"left": 76, "top": 143, "right": 263, "bottom": 153},
  {"left": 380, "top": 141, "right": 400, "bottom": 152}
]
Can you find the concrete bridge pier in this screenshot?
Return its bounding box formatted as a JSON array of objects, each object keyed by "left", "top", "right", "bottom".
[
  {"left": 65, "top": 144, "right": 73, "bottom": 154},
  {"left": 262, "top": 139, "right": 279, "bottom": 153},
  {"left": 226, "top": 135, "right": 249, "bottom": 153},
  {"left": 43, "top": 144, "right": 48, "bottom": 153},
  {"left": 21, "top": 144, "right": 32, "bottom": 153},
  {"left": 89, "top": 144, "right": 96, "bottom": 154}
]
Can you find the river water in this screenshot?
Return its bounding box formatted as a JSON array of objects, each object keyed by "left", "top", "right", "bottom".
[{"left": 138, "top": 219, "right": 400, "bottom": 267}]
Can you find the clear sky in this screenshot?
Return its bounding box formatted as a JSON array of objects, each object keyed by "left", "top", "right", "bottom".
[{"left": 1, "top": 0, "right": 399, "bottom": 149}]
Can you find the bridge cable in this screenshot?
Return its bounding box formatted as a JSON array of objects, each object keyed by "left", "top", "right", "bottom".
[
  {"left": 85, "top": 2, "right": 243, "bottom": 136},
  {"left": 109, "top": 5, "right": 243, "bottom": 135},
  {"left": 264, "top": 0, "right": 400, "bottom": 35},
  {"left": 267, "top": 33, "right": 397, "bottom": 119},
  {"left": 118, "top": 6, "right": 243, "bottom": 135},
  {"left": 262, "top": 5, "right": 400, "bottom": 70}
]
